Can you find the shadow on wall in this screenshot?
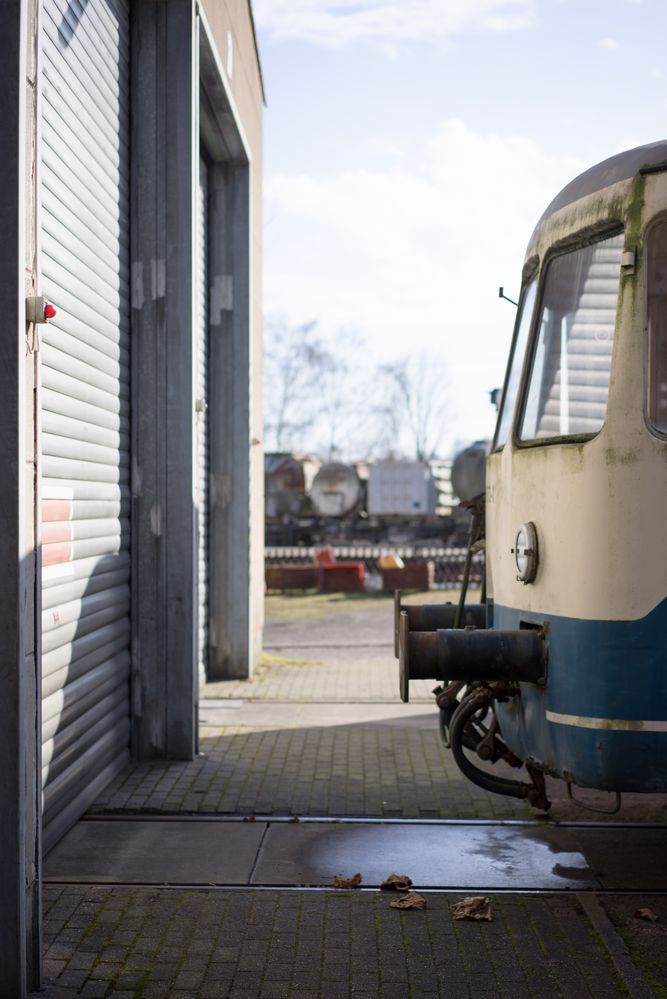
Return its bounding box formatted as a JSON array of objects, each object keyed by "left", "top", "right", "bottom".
[{"left": 57, "top": 0, "right": 90, "bottom": 49}]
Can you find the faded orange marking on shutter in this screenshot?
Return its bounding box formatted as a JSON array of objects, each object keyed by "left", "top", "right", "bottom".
[
  {"left": 43, "top": 498, "right": 73, "bottom": 522},
  {"left": 42, "top": 497, "right": 74, "bottom": 564}
]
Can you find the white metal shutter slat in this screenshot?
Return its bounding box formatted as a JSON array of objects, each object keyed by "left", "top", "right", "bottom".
[
  {"left": 41, "top": 326, "right": 129, "bottom": 382},
  {"left": 43, "top": 631, "right": 130, "bottom": 693},
  {"left": 42, "top": 61, "right": 129, "bottom": 158},
  {"left": 42, "top": 553, "right": 130, "bottom": 606},
  {"left": 196, "top": 158, "right": 210, "bottom": 681},
  {"left": 41, "top": 0, "right": 131, "bottom": 851},
  {"left": 41, "top": 343, "right": 129, "bottom": 399},
  {"left": 42, "top": 389, "right": 126, "bottom": 434},
  {"left": 42, "top": 698, "right": 129, "bottom": 783},
  {"left": 43, "top": 584, "right": 130, "bottom": 637},
  {"left": 41, "top": 286, "right": 131, "bottom": 354},
  {"left": 42, "top": 409, "right": 129, "bottom": 452},
  {"left": 41, "top": 464, "right": 128, "bottom": 488},
  {"left": 47, "top": 0, "right": 131, "bottom": 64},
  {"left": 41, "top": 180, "right": 128, "bottom": 268},
  {"left": 43, "top": 411, "right": 128, "bottom": 451},
  {"left": 42, "top": 655, "right": 129, "bottom": 732},
  {"left": 41, "top": 141, "right": 129, "bottom": 241},
  {"left": 42, "top": 434, "right": 129, "bottom": 470},
  {"left": 43, "top": 366, "right": 128, "bottom": 417},
  {"left": 41, "top": 92, "right": 129, "bottom": 205},
  {"left": 43, "top": 3, "right": 130, "bottom": 103},
  {"left": 41, "top": 36, "right": 131, "bottom": 161},
  {"left": 42, "top": 722, "right": 131, "bottom": 817},
  {"left": 41, "top": 225, "right": 131, "bottom": 315},
  {"left": 41, "top": 309, "right": 130, "bottom": 369}
]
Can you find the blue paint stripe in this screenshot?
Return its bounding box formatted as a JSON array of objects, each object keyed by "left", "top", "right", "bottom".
[
  {"left": 493, "top": 598, "right": 667, "bottom": 720},
  {"left": 492, "top": 599, "right": 667, "bottom": 789}
]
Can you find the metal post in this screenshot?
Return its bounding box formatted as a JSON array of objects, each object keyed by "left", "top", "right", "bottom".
[{"left": 131, "top": 0, "right": 198, "bottom": 760}]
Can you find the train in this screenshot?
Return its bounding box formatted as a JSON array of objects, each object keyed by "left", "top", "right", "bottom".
[
  {"left": 265, "top": 445, "right": 487, "bottom": 546},
  {"left": 397, "top": 139, "right": 667, "bottom": 809}
]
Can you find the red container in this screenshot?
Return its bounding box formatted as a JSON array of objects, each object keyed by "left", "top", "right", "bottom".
[
  {"left": 381, "top": 562, "right": 434, "bottom": 593},
  {"left": 317, "top": 563, "right": 366, "bottom": 593}
]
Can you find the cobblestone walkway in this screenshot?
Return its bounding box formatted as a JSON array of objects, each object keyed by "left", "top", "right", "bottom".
[
  {"left": 204, "top": 649, "right": 435, "bottom": 703},
  {"left": 91, "top": 722, "right": 531, "bottom": 819},
  {"left": 41, "top": 597, "right": 664, "bottom": 997},
  {"left": 40, "top": 885, "right": 638, "bottom": 999}
]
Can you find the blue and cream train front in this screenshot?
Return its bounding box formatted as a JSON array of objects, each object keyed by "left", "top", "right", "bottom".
[
  {"left": 397, "top": 141, "right": 667, "bottom": 799},
  {"left": 488, "top": 142, "right": 667, "bottom": 793}
]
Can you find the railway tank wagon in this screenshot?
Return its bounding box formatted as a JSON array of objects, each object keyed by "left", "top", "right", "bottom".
[{"left": 398, "top": 140, "right": 667, "bottom": 806}]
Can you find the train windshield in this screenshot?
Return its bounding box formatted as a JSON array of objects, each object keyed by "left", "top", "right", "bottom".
[
  {"left": 519, "top": 231, "right": 624, "bottom": 442},
  {"left": 647, "top": 220, "right": 667, "bottom": 434},
  {"left": 494, "top": 279, "right": 537, "bottom": 448}
]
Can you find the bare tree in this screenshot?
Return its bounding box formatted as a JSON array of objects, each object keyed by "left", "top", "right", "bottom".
[
  {"left": 375, "top": 351, "right": 449, "bottom": 460},
  {"left": 263, "top": 318, "right": 335, "bottom": 453},
  {"left": 264, "top": 322, "right": 448, "bottom": 462},
  {"left": 264, "top": 318, "right": 379, "bottom": 460},
  {"left": 310, "top": 327, "right": 377, "bottom": 461}
]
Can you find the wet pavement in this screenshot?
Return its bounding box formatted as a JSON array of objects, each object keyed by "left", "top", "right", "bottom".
[{"left": 37, "top": 591, "right": 667, "bottom": 997}]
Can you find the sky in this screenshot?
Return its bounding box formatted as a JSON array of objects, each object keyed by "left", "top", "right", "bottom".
[{"left": 252, "top": 0, "right": 667, "bottom": 456}]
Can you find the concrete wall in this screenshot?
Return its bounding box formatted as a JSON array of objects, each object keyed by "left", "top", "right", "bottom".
[
  {"left": 200, "top": 0, "right": 264, "bottom": 669},
  {"left": 0, "top": 0, "right": 41, "bottom": 991}
]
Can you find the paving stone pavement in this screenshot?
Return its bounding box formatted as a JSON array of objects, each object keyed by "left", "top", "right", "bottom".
[
  {"left": 38, "top": 885, "right": 645, "bottom": 998},
  {"left": 41, "top": 596, "right": 665, "bottom": 996},
  {"left": 90, "top": 721, "right": 533, "bottom": 820},
  {"left": 91, "top": 595, "right": 533, "bottom": 820}
]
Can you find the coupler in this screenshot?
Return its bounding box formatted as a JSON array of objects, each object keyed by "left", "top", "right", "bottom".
[
  {"left": 398, "top": 610, "right": 547, "bottom": 702},
  {"left": 393, "top": 590, "right": 488, "bottom": 657}
]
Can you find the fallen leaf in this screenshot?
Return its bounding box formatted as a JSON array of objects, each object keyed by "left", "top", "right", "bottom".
[
  {"left": 451, "top": 896, "right": 492, "bottom": 922},
  {"left": 389, "top": 891, "right": 426, "bottom": 910},
  {"left": 330, "top": 873, "right": 362, "bottom": 889},
  {"left": 634, "top": 908, "right": 660, "bottom": 923},
  {"left": 288, "top": 816, "right": 301, "bottom": 824},
  {"left": 380, "top": 873, "right": 413, "bottom": 891},
  {"left": 242, "top": 815, "right": 256, "bottom": 823}
]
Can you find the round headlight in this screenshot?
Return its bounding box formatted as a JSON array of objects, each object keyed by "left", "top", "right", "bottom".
[{"left": 512, "top": 522, "right": 538, "bottom": 584}]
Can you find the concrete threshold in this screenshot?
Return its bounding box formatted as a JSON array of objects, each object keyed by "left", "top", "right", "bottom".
[{"left": 44, "top": 817, "right": 667, "bottom": 892}]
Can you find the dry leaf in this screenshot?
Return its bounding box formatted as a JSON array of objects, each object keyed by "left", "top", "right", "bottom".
[
  {"left": 288, "top": 816, "right": 301, "bottom": 824},
  {"left": 380, "top": 873, "right": 413, "bottom": 891},
  {"left": 389, "top": 891, "right": 426, "bottom": 910},
  {"left": 242, "top": 815, "right": 256, "bottom": 823},
  {"left": 634, "top": 908, "right": 660, "bottom": 923},
  {"left": 451, "top": 896, "right": 492, "bottom": 922},
  {"left": 330, "top": 873, "right": 362, "bottom": 889}
]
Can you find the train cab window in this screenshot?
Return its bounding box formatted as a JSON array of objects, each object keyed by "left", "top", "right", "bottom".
[
  {"left": 647, "top": 221, "right": 667, "bottom": 434},
  {"left": 519, "top": 231, "right": 624, "bottom": 441},
  {"left": 494, "top": 278, "right": 537, "bottom": 448}
]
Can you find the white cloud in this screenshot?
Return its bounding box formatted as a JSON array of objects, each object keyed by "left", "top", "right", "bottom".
[
  {"left": 252, "top": 0, "right": 536, "bottom": 49},
  {"left": 264, "top": 120, "right": 585, "bottom": 450},
  {"left": 597, "top": 37, "right": 620, "bottom": 49}
]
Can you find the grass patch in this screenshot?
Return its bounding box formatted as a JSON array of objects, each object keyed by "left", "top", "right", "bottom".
[
  {"left": 259, "top": 651, "right": 316, "bottom": 668},
  {"left": 265, "top": 587, "right": 472, "bottom": 619}
]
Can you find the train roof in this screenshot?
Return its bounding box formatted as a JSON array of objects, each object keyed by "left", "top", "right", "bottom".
[{"left": 539, "top": 139, "right": 667, "bottom": 223}]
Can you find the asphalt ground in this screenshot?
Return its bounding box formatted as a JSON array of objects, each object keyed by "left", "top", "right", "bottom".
[{"left": 36, "top": 590, "right": 667, "bottom": 997}]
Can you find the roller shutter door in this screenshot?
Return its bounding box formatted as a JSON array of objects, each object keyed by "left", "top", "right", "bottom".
[
  {"left": 196, "top": 157, "right": 210, "bottom": 681},
  {"left": 40, "top": 0, "right": 131, "bottom": 850}
]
